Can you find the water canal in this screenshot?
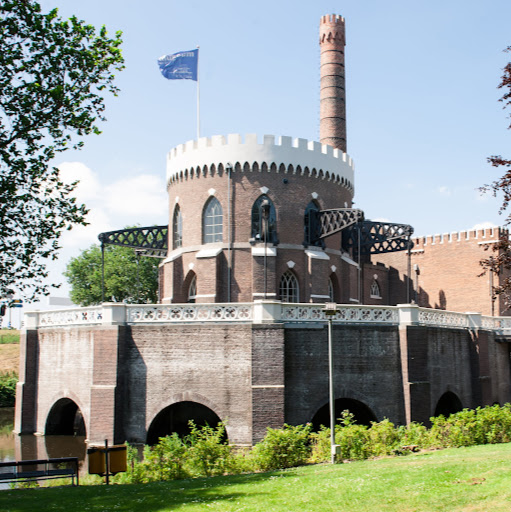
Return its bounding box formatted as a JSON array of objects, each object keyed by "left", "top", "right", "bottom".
[{"left": 0, "top": 407, "right": 87, "bottom": 487}]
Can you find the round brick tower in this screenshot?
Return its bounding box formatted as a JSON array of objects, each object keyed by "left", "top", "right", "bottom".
[
  {"left": 159, "top": 15, "right": 361, "bottom": 306},
  {"left": 160, "top": 134, "right": 357, "bottom": 305},
  {"left": 319, "top": 14, "right": 347, "bottom": 152}
]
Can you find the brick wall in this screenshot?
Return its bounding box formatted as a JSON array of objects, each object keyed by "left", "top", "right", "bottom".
[
  {"left": 284, "top": 325, "right": 407, "bottom": 426},
  {"left": 162, "top": 162, "right": 357, "bottom": 304},
  {"left": 121, "top": 324, "right": 255, "bottom": 445},
  {"left": 375, "top": 228, "right": 510, "bottom": 316},
  {"left": 19, "top": 318, "right": 510, "bottom": 447}
]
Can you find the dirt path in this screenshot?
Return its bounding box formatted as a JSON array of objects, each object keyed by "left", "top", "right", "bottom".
[{"left": 0, "top": 344, "right": 20, "bottom": 373}]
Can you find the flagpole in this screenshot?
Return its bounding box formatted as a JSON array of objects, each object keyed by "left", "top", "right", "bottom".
[{"left": 196, "top": 46, "right": 200, "bottom": 140}]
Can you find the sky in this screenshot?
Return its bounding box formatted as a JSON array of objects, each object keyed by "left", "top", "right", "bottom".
[{"left": 33, "top": 0, "right": 511, "bottom": 298}]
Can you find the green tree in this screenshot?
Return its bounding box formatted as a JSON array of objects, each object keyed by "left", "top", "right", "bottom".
[
  {"left": 64, "top": 243, "right": 160, "bottom": 306},
  {"left": 0, "top": 0, "right": 124, "bottom": 299},
  {"left": 480, "top": 47, "right": 511, "bottom": 304}
]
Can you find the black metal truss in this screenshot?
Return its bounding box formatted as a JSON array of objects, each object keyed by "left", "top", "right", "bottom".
[
  {"left": 342, "top": 221, "right": 414, "bottom": 255},
  {"left": 315, "top": 208, "right": 365, "bottom": 240},
  {"left": 98, "top": 226, "right": 168, "bottom": 258}
]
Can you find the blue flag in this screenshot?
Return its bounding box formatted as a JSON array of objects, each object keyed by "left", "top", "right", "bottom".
[{"left": 158, "top": 49, "right": 198, "bottom": 81}]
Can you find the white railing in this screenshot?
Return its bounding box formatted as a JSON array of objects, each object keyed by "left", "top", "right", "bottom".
[
  {"left": 38, "top": 307, "right": 103, "bottom": 327},
  {"left": 281, "top": 304, "right": 399, "bottom": 324},
  {"left": 417, "top": 309, "right": 470, "bottom": 328},
  {"left": 126, "top": 303, "right": 253, "bottom": 323},
  {"left": 23, "top": 302, "right": 511, "bottom": 336},
  {"left": 481, "top": 315, "right": 511, "bottom": 335}
]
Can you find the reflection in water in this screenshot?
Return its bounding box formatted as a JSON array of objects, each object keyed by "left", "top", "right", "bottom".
[
  {"left": 0, "top": 408, "right": 15, "bottom": 463},
  {"left": 0, "top": 408, "right": 86, "bottom": 464}
]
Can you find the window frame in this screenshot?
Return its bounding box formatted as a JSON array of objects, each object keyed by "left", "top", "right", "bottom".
[
  {"left": 279, "top": 270, "right": 299, "bottom": 303},
  {"left": 202, "top": 197, "right": 223, "bottom": 244},
  {"left": 172, "top": 204, "right": 183, "bottom": 249}
]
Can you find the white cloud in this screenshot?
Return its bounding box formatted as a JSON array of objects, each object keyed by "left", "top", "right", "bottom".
[
  {"left": 438, "top": 186, "right": 451, "bottom": 197},
  {"left": 58, "top": 161, "right": 101, "bottom": 203},
  {"left": 105, "top": 174, "right": 168, "bottom": 218},
  {"left": 60, "top": 208, "right": 114, "bottom": 249},
  {"left": 48, "top": 161, "right": 169, "bottom": 294},
  {"left": 470, "top": 221, "right": 498, "bottom": 230}
]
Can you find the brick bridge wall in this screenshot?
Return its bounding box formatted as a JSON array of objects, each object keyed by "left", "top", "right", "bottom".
[{"left": 15, "top": 321, "right": 511, "bottom": 446}]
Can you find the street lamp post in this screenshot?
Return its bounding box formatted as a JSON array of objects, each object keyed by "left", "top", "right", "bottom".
[{"left": 324, "top": 302, "right": 338, "bottom": 463}]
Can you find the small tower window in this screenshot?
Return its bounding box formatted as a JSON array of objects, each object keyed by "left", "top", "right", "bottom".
[
  {"left": 279, "top": 270, "right": 299, "bottom": 302},
  {"left": 203, "top": 197, "right": 223, "bottom": 244},
  {"left": 370, "top": 279, "right": 381, "bottom": 299},
  {"left": 304, "top": 200, "right": 322, "bottom": 247},
  {"left": 328, "top": 278, "right": 335, "bottom": 302},
  {"left": 251, "top": 195, "right": 278, "bottom": 243},
  {"left": 173, "top": 204, "right": 183, "bottom": 249},
  {"left": 188, "top": 275, "right": 197, "bottom": 303}
]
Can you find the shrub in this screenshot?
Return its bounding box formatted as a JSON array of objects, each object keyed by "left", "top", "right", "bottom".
[
  {"left": 252, "top": 423, "right": 312, "bottom": 471},
  {"left": 367, "top": 419, "right": 400, "bottom": 457},
  {"left": 309, "top": 426, "right": 331, "bottom": 463},
  {"left": 185, "top": 422, "right": 233, "bottom": 477},
  {"left": 0, "top": 371, "right": 17, "bottom": 407},
  {"left": 335, "top": 411, "right": 369, "bottom": 461},
  {"left": 114, "top": 444, "right": 147, "bottom": 484},
  {"left": 428, "top": 404, "right": 511, "bottom": 448},
  {"left": 145, "top": 434, "right": 189, "bottom": 481}
]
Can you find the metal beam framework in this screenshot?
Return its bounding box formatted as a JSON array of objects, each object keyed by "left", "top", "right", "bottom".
[
  {"left": 314, "top": 208, "right": 365, "bottom": 240},
  {"left": 342, "top": 221, "right": 414, "bottom": 255},
  {"left": 98, "top": 226, "right": 168, "bottom": 258}
]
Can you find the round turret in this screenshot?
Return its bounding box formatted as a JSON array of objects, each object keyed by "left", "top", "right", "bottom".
[{"left": 160, "top": 134, "right": 358, "bottom": 304}]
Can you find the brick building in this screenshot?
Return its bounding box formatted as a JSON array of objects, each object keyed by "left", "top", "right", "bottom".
[
  {"left": 374, "top": 227, "right": 510, "bottom": 316},
  {"left": 14, "top": 14, "right": 511, "bottom": 451}
]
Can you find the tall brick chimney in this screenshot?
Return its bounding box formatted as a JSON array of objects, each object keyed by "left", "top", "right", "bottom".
[{"left": 319, "top": 14, "right": 347, "bottom": 152}]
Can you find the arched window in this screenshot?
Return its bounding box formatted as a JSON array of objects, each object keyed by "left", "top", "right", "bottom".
[
  {"left": 251, "top": 195, "right": 278, "bottom": 243},
  {"left": 202, "top": 197, "right": 223, "bottom": 243},
  {"left": 173, "top": 204, "right": 183, "bottom": 249},
  {"left": 328, "top": 278, "right": 335, "bottom": 302},
  {"left": 279, "top": 270, "right": 299, "bottom": 302},
  {"left": 188, "top": 275, "right": 197, "bottom": 303},
  {"left": 304, "top": 200, "right": 322, "bottom": 247},
  {"left": 370, "top": 279, "right": 381, "bottom": 298}
]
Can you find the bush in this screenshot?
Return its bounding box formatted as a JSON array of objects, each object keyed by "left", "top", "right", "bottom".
[
  {"left": 366, "top": 419, "right": 400, "bottom": 457},
  {"left": 114, "top": 404, "right": 511, "bottom": 485},
  {"left": 428, "top": 404, "right": 511, "bottom": 448},
  {"left": 0, "top": 371, "right": 17, "bottom": 407},
  {"left": 252, "top": 423, "right": 312, "bottom": 471},
  {"left": 309, "top": 426, "right": 331, "bottom": 463},
  {"left": 145, "top": 434, "right": 189, "bottom": 481},
  {"left": 335, "top": 411, "right": 369, "bottom": 461},
  {"left": 185, "top": 422, "right": 233, "bottom": 477}
]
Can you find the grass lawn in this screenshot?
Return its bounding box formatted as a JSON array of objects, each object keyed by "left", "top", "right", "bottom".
[
  {"left": 0, "top": 330, "right": 19, "bottom": 344},
  {"left": 2, "top": 443, "right": 511, "bottom": 511}
]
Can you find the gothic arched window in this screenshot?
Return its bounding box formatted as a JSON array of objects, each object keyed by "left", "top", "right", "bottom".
[
  {"left": 188, "top": 275, "right": 197, "bottom": 303},
  {"left": 173, "top": 204, "right": 183, "bottom": 249},
  {"left": 251, "top": 195, "right": 278, "bottom": 243},
  {"left": 202, "top": 197, "right": 223, "bottom": 244},
  {"left": 279, "top": 270, "right": 299, "bottom": 303},
  {"left": 370, "top": 279, "right": 381, "bottom": 298},
  {"left": 328, "top": 278, "right": 335, "bottom": 302}
]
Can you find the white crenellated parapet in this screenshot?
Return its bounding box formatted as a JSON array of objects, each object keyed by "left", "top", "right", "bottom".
[{"left": 166, "top": 134, "right": 355, "bottom": 190}]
